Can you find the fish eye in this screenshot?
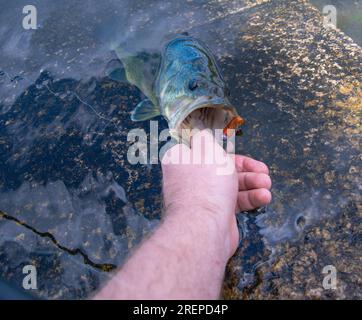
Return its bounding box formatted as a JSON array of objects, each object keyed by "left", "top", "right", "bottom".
[{"left": 188, "top": 79, "right": 199, "bottom": 91}]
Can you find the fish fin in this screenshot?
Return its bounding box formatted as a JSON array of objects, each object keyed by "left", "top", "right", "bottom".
[
  {"left": 131, "top": 99, "right": 161, "bottom": 121},
  {"left": 104, "top": 59, "right": 127, "bottom": 82}
]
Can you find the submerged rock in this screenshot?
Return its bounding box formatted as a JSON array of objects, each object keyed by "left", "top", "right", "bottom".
[{"left": 0, "top": 0, "right": 360, "bottom": 299}]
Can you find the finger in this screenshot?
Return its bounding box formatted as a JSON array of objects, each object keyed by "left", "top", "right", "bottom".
[
  {"left": 238, "top": 172, "right": 272, "bottom": 191},
  {"left": 161, "top": 143, "right": 191, "bottom": 166},
  {"left": 190, "top": 129, "right": 215, "bottom": 149},
  {"left": 190, "top": 129, "right": 225, "bottom": 162},
  {"left": 235, "top": 155, "right": 269, "bottom": 174},
  {"left": 237, "top": 188, "right": 272, "bottom": 211}
]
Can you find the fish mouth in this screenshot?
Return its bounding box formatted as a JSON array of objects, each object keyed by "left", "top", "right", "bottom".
[{"left": 168, "top": 96, "right": 244, "bottom": 140}]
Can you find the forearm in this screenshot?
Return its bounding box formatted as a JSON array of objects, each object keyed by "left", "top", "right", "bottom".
[{"left": 94, "top": 206, "right": 230, "bottom": 300}]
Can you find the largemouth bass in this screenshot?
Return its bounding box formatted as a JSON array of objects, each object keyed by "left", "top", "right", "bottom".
[{"left": 108, "top": 35, "right": 244, "bottom": 142}]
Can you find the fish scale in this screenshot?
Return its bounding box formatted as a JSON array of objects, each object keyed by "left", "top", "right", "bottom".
[{"left": 110, "top": 35, "right": 245, "bottom": 143}]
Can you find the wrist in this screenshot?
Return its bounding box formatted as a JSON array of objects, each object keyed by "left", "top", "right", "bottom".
[
  {"left": 164, "top": 190, "right": 231, "bottom": 222},
  {"left": 162, "top": 203, "right": 233, "bottom": 263}
]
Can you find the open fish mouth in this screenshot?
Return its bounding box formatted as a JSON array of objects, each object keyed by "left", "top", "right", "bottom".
[{"left": 167, "top": 96, "right": 244, "bottom": 141}]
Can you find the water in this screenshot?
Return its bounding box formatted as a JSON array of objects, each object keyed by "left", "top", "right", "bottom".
[
  {"left": 0, "top": 0, "right": 361, "bottom": 299},
  {"left": 310, "top": 0, "right": 362, "bottom": 46}
]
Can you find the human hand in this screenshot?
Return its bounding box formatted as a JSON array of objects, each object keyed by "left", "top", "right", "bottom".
[{"left": 161, "top": 130, "right": 271, "bottom": 259}]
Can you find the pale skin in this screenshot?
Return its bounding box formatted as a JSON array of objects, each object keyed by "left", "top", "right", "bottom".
[{"left": 94, "top": 130, "right": 271, "bottom": 300}]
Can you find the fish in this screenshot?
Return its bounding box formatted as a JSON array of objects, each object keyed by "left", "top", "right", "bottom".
[{"left": 107, "top": 34, "right": 244, "bottom": 143}]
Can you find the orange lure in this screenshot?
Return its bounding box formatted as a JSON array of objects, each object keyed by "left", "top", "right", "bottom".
[{"left": 223, "top": 116, "right": 245, "bottom": 137}]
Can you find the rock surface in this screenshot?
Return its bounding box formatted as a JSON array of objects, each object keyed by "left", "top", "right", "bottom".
[{"left": 0, "top": 0, "right": 360, "bottom": 299}]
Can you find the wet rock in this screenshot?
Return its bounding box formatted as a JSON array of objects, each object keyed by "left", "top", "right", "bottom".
[{"left": 0, "top": 0, "right": 360, "bottom": 299}]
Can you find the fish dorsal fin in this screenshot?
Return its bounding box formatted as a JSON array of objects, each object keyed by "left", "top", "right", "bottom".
[
  {"left": 104, "top": 59, "right": 127, "bottom": 82},
  {"left": 131, "top": 99, "right": 160, "bottom": 121}
]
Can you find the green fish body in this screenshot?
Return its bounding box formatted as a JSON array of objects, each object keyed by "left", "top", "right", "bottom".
[{"left": 110, "top": 35, "right": 244, "bottom": 141}]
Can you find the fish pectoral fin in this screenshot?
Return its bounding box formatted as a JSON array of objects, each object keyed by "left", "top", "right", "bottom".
[
  {"left": 104, "top": 59, "right": 127, "bottom": 82},
  {"left": 131, "top": 99, "right": 161, "bottom": 121}
]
